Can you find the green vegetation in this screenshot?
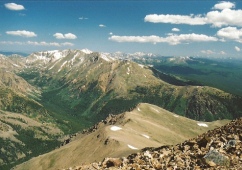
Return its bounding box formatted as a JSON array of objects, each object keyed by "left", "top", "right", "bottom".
[
  {"left": 0, "top": 120, "right": 60, "bottom": 170},
  {"left": 1, "top": 51, "right": 242, "bottom": 169},
  {"left": 133, "top": 56, "right": 242, "bottom": 96}
]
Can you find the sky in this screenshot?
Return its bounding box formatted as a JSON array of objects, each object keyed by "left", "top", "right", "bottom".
[{"left": 0, "top": 1, "right": 242, "bottom": 58}]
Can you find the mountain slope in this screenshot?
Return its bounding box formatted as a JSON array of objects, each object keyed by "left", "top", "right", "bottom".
[
  {"left": 16, "top": 50, "right": 242, "bottom": 127},
  {"left": 13, "top": 103, "right": 229, "bottom": 170},
  {"left": 0, "top": 56, "right": 64, "bottom": 169},
  {"left": 67, "top": 117, "right": 241, "bottom": 170},
  {"left": 0, "top": 50, "right": 241, "bottom": 169},
  {"left": 0, "top": 110, "right": 63, "bottom": 170}
]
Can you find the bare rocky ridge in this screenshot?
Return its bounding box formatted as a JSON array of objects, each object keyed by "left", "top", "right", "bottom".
[{"left": 64, "top": 118, "right": 242, "bottom": 170}]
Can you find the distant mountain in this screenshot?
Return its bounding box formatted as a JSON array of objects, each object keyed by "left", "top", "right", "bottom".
[
  {"left": 13, "top": 103, "right": 229, "bottom": 170},
  {"left": 17, "top": 49, "right": 242, "bottom": 122},
  {"left": 0, "top": 51, "right": 29, "bottom": 57},
  {"left": 128, "top": 55, "right": 242, "bottom": 96}
]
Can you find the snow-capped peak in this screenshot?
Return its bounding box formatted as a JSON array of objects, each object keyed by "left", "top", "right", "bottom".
[
  {"left": 100, "top": 53, "right": 115, "bottom": 62},
  {"left": 81, "top": 48, "right": 93, "bottom": 54}
]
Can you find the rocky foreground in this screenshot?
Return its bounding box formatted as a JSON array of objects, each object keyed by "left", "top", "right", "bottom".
[{"left": 64, "top": 118, "right": 242, "bottom": 170}]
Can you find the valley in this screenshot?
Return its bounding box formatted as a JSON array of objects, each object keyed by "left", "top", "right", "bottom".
[{"left": 0, "top": 49, "right": 241, "bottom": 169}]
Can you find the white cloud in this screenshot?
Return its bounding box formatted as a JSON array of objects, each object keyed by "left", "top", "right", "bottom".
[
  {"left": 206, "top": 8, "right": 242, "bottom": 27},
  {"left": 109, "top": 33, "right": 217, "bottom": 45},
  {"left": 172, "top": 28, "right": 180, "bottom": 32},
  {"left": 235, "top": 46, "right": 241, "bottom": 52},
  {"left": 4, "top": 3, "right": 25, "bottom": 10},
  {"left": 220, "top": 51, "right": 226, "bottom": 55},
  {"left": 109, "top": 32, "right": 113, "bottom": 35},
  {"left": 213, "top": 1, "right": 235, "bottom": 10},
  {"left": 0, "top": 41, "right": 24, "bottom": 45},
  {"left": 53, "top": 33, "right": 77, "bottom": 39},
  {"left": 61, "top": 42, "right": 74, "bottom": 46},
  {"left": 217, "top": 27, "right": 242, "bottom": 42},
  {"left": 201, "top": 50, "right": 215, "bottom": 55},
  {"left": 27, "top": 41, "right": 60, "bottom": 46},
  {"left": 6, "top": 30, "right": 37, "bottom": 37},
  {"left": 144, "top": 14, "right": 206, "bottom": 25},
  {"left": 0, "top": 41, "right": 73, "bottom": 47},
  {"left": 201, "top": 50, "right": 226, "bottom": 55},
  {"left": 144, "top": 2, "right": 242, "bottom": 28},
  {"left": 79, "top": 17, "right": 88, "bottom": 20},
  {"left": 99, "top": 24, "right": 106, "bottom": 27}
]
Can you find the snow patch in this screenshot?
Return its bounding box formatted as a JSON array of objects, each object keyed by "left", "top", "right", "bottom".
[
  {"left": 173, "top": 115, "right": 179, "bottom": 118},
  {"left": 127, "top": 67, "right": 130, "bottom": 75},
  {"left": 127, "top": 144, "right": 138, "bottom": 150},
  {"left": 138, "top": 64, "right": 144, "bottom": 68},
  {"left": 142, "top": 134, "right": 150, "bottom": 139},
  {"left": 137, "top": 107, "right": 141, "bottom": 111},
  {"left": 81, "top": 48, "right": 92, "bottom": 54},
  {"left": 110, "top": 126, "right": 122, "bottom": 131},
  {"left": 12, "top": 64, "right": 20, "bottom": 67},
  {"left": 48, "top": 61, "right": 59, "bottom": 70},
  {"left": 71, "top": 52, "right": 79, "bottom": 65},
  {"left": 58, "top": 61, "right": 67, "bottom": 72},
  {"left": 197, "top": 122, "right": 208, "bottom": 127},
  {"left": 53, "top": 52, "right": 62, "bottom": 60},
  {"left": 100, "top": 53, "right": 114, "bottom": 62}
]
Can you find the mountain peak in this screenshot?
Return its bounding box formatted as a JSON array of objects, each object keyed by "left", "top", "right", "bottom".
[{"left": 81, "top": 48, "right": 93, "bottom": 54}]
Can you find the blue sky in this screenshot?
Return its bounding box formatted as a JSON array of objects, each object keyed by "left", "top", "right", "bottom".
[{"left": 0, "top": 1, "right": 242, "bottom": 57}]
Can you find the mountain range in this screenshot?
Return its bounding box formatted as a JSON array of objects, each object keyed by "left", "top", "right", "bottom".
[{"left": 0, "top": 49, "right": 241, "bottom": 169}]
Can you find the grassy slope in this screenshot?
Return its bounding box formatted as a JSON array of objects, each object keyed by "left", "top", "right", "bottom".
[
  {"left": 0, "top": 111, "right": 62, "bottom": 170},
  {"left": 14, "top": 103, "right": 229, "bottom": 170}
]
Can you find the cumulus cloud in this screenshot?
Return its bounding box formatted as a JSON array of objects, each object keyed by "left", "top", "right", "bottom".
[
  {"left": 172, "top": 28, "right": 180, "bottom": 32},
  {"left": 5, "top": 3, "right": 25, "bottom": 10},
  {"left": 109, "top": 33, "right": 217, "bottom": 45},
  {"left": 206, "top": 8, "right": 242, "bottom": 27},
  {"left": 144, "top": 2, "right": 242, "bottom": 28},
  {"left": 53, "top": 33, "right": 77, "bottom": 39},
  {"left": 144, "top": 14, "right": 206, "bottom": 25},
  {"left": 109, "top": 32, "right": 113, "bottom": 35},
  {"left": 6, "top": 30, "right": 37, "bottom": 37},
  {"left": 213, "top": 1, "right": 235, "bottom": 10},
  {"left": 99, "top": 24, "right": 106, "bottom": 27},
  {"left": 217, "top": 27, "right": 242, "bottom": 43},
  {"left": 235, "top": 46, "right": 241, "bottom": 52}
]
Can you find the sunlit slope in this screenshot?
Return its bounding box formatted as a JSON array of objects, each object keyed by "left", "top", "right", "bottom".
[
  {"left": 14, "top": 103, "right": 229, "bottom": 170},
  {"left": 16, "top": 50, "right": 242, "bottom": 125}
]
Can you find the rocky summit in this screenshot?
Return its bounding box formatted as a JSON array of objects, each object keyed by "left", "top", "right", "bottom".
[{"left": 65, "top": 118, "right": 242, "bottom": 170}]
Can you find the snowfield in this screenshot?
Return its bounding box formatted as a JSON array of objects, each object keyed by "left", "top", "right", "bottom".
[
  {"left": 127, "top": 144, "right": 138, "bottom": 150},
  {"left": 110, "top": 126, "right": 122, "bottom": 131},
  {"left": 197, "top": 122, "right": 208, "bottom": 127}
]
